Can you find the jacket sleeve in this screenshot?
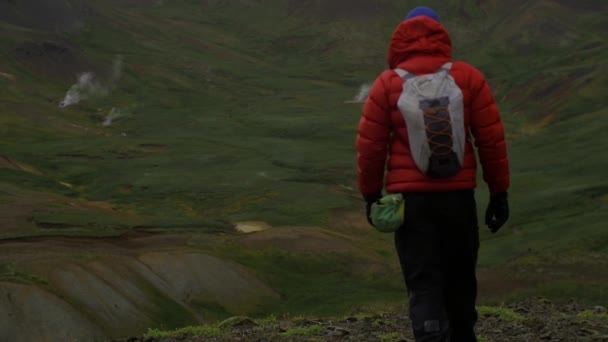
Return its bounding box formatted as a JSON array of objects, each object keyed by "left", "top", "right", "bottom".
[
  {"left": 356, "top": 72, "right": 392, "bottom": 200},
  {"left": 469, "top": 67, "right": 510, "bottom": 194}
]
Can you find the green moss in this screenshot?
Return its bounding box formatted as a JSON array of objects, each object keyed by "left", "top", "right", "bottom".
[
  {"left": 577, "top": 310, "right": 608, "bottom": 320},
  {"left": 144, "top": 326, "right": 223, "bottom": 339},
  {"left": 279, "top": 325, "right": 324, "bottom": 337},
  {"left": 373, "top": 318, "right": 397, "bottom": 327},
  {"left": 377, "top": 332, "right": 401, "bottom": 341},
  {"left": 252, "top": 315, "right": 280, "bottom": 332}
]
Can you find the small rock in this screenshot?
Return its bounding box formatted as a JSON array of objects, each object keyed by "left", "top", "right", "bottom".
[
  {"left": 593, "top": 306, "right": 607, "bottom": 314},
  {"left": 540, "top": 332, "right": 553, "bottom": 340},
  {"left": 296, "top": 318, "right": 323, "bottom": 327},
  {"left": 327, "top": 327, "right": 350, "bottom": 337},
  {"left": 0, "top": 72, "right": 16, "bottom": 82},
  {"left": 577, "top": 328, "right": 598, "bottom": 336}
]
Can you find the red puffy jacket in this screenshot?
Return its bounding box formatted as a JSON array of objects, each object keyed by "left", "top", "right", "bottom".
[{"left": 356, "top": 17, "right": 509, "bottom": 199}]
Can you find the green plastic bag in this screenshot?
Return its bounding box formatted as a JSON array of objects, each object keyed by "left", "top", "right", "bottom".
[{"left": 370, "top": 194, "right": 405, "bottom": 233}]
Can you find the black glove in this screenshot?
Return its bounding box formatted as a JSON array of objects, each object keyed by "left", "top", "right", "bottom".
[
  {"left": 364, "top": 193, "right": 382, "bottom": 227},
  {"left": 485, "top": 192, "right": 509, "bottom": 233}
]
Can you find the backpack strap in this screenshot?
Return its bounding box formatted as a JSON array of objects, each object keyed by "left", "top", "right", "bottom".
[
  {"left": 395, "top": 63, "right": 453, "bottom": 80},
  {"left": 394, "top": 68, "right": 416, "bottom": 80},
  {"left": 438, "top": 62, "right": 453, "bottom": 73}
]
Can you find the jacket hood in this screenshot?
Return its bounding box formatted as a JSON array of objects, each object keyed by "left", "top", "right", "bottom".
[{"left": 387, "top": 17, "right": 452, "bottom": 69}]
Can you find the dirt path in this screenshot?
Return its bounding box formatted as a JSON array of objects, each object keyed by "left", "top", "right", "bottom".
[{"left": 118, "top": 300, "right": 608, "bottom": 342}]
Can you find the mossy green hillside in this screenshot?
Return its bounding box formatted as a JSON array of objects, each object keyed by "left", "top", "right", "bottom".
[{"left": 0, "top": 0, "right": 606, "bottom": 329}]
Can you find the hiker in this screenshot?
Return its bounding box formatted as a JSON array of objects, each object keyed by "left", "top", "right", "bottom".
[{"left": 356, "top": 6, "right": 510, "bottom": 342}]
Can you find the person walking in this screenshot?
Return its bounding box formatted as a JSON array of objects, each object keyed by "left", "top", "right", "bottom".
[{"left": 356, "top": 6, "right": 510, "bottom": 342}]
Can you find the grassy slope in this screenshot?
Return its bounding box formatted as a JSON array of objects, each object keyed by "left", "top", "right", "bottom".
[
  {"left": 468, "top": 0, "right": 608, "bottom": 304},
  {"left": 0, "top": 0, "right": 606, "bottom": 325}
]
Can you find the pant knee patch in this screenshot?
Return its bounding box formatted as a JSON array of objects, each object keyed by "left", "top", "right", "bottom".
[{"left": 424, "top": 320, "right": 441, "bottom": 332}]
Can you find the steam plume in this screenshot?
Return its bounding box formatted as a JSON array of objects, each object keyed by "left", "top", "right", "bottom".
[
  {"left": 59, "top": 55, "right": 124, "bottom": 108},
  {"left": 102, "top": 107, "right": 123, "bottom": 127},
  {"left": 355, "top": 83, "right": 371, "bottom": 102}
]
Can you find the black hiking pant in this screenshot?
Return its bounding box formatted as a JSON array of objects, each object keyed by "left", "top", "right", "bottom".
[{"left": 394, "top": 190, "right": 479, "bottom": 342}]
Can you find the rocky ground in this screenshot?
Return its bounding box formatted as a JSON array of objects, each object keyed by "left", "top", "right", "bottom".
[{"left": 118, "top": 300, "right": 608, "bottom": 342}]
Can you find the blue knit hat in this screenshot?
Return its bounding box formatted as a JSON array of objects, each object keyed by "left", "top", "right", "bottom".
[{"left": 405, "top": 6, "right": 440, "bottom": 22}]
